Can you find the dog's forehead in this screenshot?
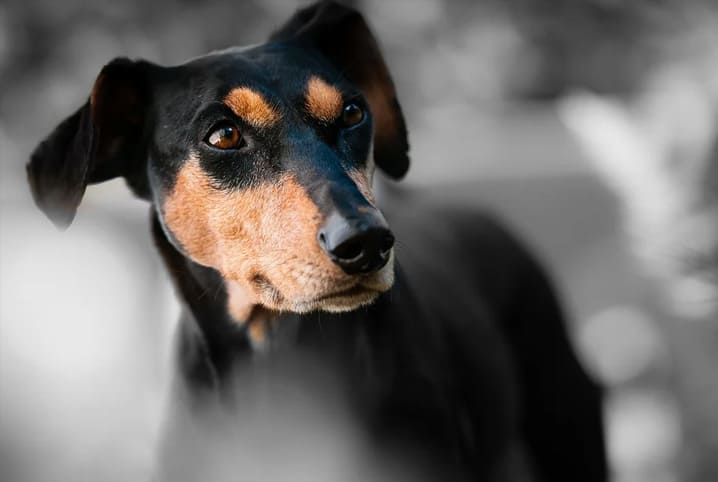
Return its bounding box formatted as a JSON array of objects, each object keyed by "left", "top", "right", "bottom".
[
  {"left": 149, "top": 43, "right": 360, "bottom": 140},
  {"left": 174, "top": 44, "right": 352, "bottom": 103}
]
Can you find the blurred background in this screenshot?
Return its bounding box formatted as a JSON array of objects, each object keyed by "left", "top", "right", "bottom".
[{"left": 3, "top": 0, "right": 718, "bottom": 481}]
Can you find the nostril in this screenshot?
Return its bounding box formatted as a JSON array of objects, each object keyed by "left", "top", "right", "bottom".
[
  {"left": 332, "top": 238, "right": 364, "bottom": 262},
  {"left": 318, "top": 231, "right": 327, "bottom": 248},
  {"left": 380, "top": 233, "right": 395, "bottom": 256}
]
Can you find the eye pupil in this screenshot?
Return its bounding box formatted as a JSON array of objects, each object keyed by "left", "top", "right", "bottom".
[
  {"left": 207, "top": 123, "right": 242, "bottom": 149},
  {"left": 342, "top": 104, "right": 364, "bottom": 126}
]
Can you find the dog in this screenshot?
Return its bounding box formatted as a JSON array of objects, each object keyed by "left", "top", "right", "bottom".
[{"left": 27, "top": 2, "right": 607, "bottom": 480}]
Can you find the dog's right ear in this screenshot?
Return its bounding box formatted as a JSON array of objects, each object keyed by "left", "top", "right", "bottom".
[
  {"left": 271, "top": 1, "right": 410, "bottom": 180},
  {"left": 27, "top": 58, "right": 153, "bottom": 229}
]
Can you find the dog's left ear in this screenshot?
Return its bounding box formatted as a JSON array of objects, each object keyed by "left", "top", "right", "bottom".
[{"left": 271, "top": 0, "right": 409, "bottom": 179}]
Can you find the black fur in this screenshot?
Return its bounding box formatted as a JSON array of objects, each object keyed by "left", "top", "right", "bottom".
[{"left": 27, "top": 2, "right": 606, "bottom": 480}]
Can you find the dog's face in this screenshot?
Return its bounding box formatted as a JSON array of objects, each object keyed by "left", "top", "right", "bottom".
[
  {"left": 27, "top": 2, "right": 409, "bottom": 317},
  {"left": 153, "top": 45, "right": 396, "bottom": 314}
]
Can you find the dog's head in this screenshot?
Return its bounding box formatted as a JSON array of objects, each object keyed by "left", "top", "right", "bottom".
[{"left": 27, "top": 1, "right": 409, "bottom": 316}]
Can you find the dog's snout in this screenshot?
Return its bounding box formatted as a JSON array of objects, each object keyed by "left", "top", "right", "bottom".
[{"left": 318, "top": 213, "right": 394, "bottom": 275}]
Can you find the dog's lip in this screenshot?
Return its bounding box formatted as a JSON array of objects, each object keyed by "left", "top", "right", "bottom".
[{"left": 312, "top": 284, "right": 377, "bottom": 302}]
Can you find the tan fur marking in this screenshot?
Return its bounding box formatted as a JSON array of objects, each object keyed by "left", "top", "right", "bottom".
[
  {"left": 162, "top": 158, "right": 219, "bottom": 267},
  {"left": 90, "top": 73, "right": 106, "bottom": 114},
  {"left": 224, "top": 87, "right": 279, "bottom": 128},
  {"left": 163, "top": 155, "right": 394, "bottom": 319},
  {"left": 226, "top": 281, "right": 257, "bottom": 322},
  {"left": 227, "top": 282, "right": 275, "bottom": 348},
  {"left": 246, "top": 308, "right": 275, "bottom": 348},
  {"left": 248, "top": 321, "right": 267, "bottom": 345},
  {"left": 305, "top": 76, "right": 343, "bottom": 123},
  {"left": 347, "top": 169, "right": 376, "bottom": 206}
]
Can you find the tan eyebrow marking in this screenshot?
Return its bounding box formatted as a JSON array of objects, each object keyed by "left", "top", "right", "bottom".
[
  {"left": 305, "top": 76, "right": 343, "bottom": 123},
  {"left": 223, "top": 87, "right": 280, "bottom": 128}
]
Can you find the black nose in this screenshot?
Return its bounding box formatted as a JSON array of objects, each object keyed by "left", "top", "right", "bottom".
[{"left": 318, "top": 213, "right": 394, "bottom": 275}]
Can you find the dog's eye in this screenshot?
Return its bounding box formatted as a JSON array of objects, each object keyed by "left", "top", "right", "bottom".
[
  {"left": 206, "top": 122, "right": 245, "bottom": 149},
  {"left": 342, "top": 103, "right": 364, "bottom": 127}
]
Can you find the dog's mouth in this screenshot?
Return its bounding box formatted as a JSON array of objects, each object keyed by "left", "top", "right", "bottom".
[
  {"left": 250, "top": 271, "right": 392, "bottom": 314},
  {"left": 313, "top": 284, "right": 377, "bottom": 302},
  {"left": 225, "top": 252, "right": 395, "bottom": 318},
  {"left": 294, "top": 282, "right": 383, "bottom": 313}
]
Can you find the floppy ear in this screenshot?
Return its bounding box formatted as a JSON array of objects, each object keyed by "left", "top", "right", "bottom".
[
  {"left": 27, "top": 58, "right": 153, "bottom": 229},
  {"left": 271, "top": 1, "right": 410, "bottom": 179}
]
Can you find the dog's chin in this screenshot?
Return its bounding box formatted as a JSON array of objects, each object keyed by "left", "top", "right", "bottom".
[
  {"left": 290, "top": 286, "right": 383, "bottom": 314},
  {"left": 283, "top": 268, "right": 395, "bottom": 314}
]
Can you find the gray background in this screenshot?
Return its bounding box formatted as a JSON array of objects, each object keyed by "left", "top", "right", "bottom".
[{"left": 3, "top": 1, "right": 718, "bottom": 481}]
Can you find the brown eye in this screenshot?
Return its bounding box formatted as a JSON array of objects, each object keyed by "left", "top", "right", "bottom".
[
  {"left": 206, "top": 122, "right": 244, "bottom": 149},
  {"left": 342, "top": 103, "right": 364, "bottom": 127}
]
